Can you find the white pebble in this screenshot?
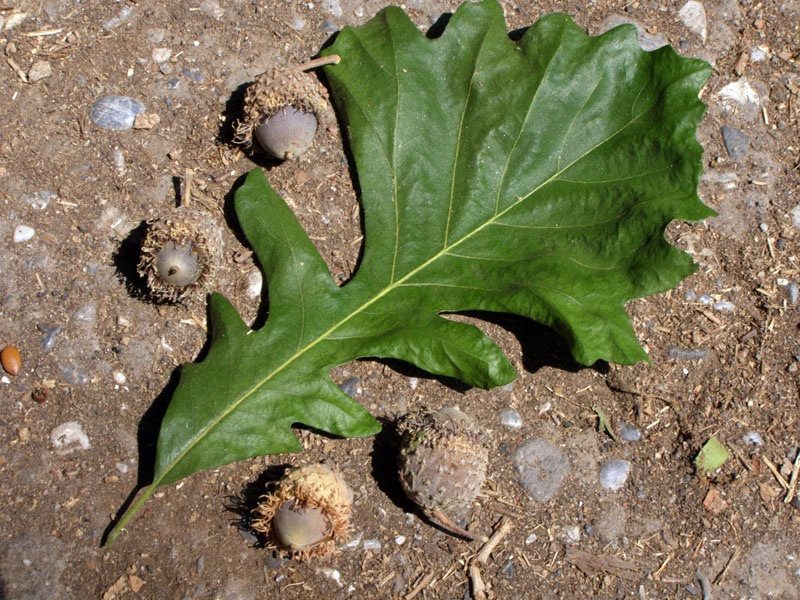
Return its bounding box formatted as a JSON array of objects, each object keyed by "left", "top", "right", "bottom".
[
  {"left": 750, "top": 47, "right": 766, "bottom": 62},
  {"left": 698, "top": 293, "right": 713, "bottom": 304},
  {"left": 316, "top": 568, "right": 342, "bottom": 587},
  {"left": 525, "top": 533, "right": 537, "bottom": 544},
  {"left": 246, "top": 270, "right": 263, "bottom": 298},
  {"left": 13, "top": 225, "right": 35, "bottom": 243},
  {"left": 116, "top": 461, "right": 129, "bottom": 474},
  {"left": 151, "top": 48, "right": 172, "bottom": 63},
  {"left": 50, "top": 422, "right": 90, "bottom": 455},
  {"left": 678, "top": 1, "right": 707, "bottom": 42},
  {"left": 1, "top": 376, "right": 9, "bottom": 384},
  {"left": 113, "top": 371, "right": 127, "bottom": 385},
  {"left": 600, "top": 460, "right": 631, "bottom": 491},
  {"left": 500, "top": 408, "right": 523, "bottom": 429},
  {"left": 362, "top": 539, "right": 381, "bottom": 551},
  {"left": 409, "top": 377, "right": 418, "bottom": 390},
  {"left": 394, "top": 535, "right": 406, "bottom": 545},
  {"left": 713, "top": 301, "right": 735, "bottom": 312},
  {"left": 759, "top": 223, "right": 768, "bottom": 232},
  {"left": 718, "top": 80, "right": 761, "bottom": 112},
  {"left": 742, "top": 431, "right": 763, "bottom": 446}
]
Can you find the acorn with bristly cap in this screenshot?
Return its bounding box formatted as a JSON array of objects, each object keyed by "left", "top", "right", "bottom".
[
  {"left": 251, "top": 464, "right": 353, "bottom": 560},
  {"left": 137, "top": 206, "right": 223, "bottom": 303},
  {"left": 234, "top": 56, "right": 339, "bottom": 160},
  {"left": 397, "top": 406, "right": 489, "bottom": 541}
]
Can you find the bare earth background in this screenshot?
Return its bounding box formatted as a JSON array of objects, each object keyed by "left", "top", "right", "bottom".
[{"left": 0, "top": 0, "right": 799, "bottom": 598}]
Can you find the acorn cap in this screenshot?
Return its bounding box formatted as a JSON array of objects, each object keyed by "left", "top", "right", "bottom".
[
  {"left": 234, "top": 66, "right": 328, "bottom": 149},
  {"left": 137, "top": 206, "right": 223, "bottom": 303},
  {"left": 251, "top": 464, "right": 352, "bottom": 560},
  {"left": 397, "top": 406, "right": 488, "bottom": 520}
]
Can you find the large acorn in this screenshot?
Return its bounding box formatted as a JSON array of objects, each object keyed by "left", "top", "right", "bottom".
[
  {"left": 234, "top": 56, "right": 338, "bottom": 160},
  {"left": 397, "top": 406, "right": 489, "bottom": 540},
  {"left": 251, "top": 464, "right": 352, "bottom": 560},
  {"left": 137, "top": 206, "right": 223, "bottom": 303}
]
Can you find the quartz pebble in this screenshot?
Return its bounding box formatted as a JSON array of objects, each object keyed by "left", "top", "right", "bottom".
[
  {"left": 513, "top": 437, "right": 569, "bottom": 502},
  {"left": 600, "top": 460, "right": 631, "bottom": 491},
  {"left": 742, "top": 431, "right": 763, "bottom": 446},
  {"left": 500, "top": 408, "right": 522, "bottom": 429},
  {"left": 90, "top": 96, "right": 145, "bottom": 130},
  {"left": 151, "top": 48, "right": 172, "bottom": 63},
  {"left": 678, "top": 1, "right": 707, "bottom": 42},
  {"left": 113, "top": 371, "right": 127, "bottom": 385},
  {"left": 13, "top": 225, "right": 35, "bottom": 243},
  {"left": 619, "top": 424, "right": 641, "bottom": 442},
  {"left": 24, "top": 190, "right": 55, "bottom": 211},
  {"left": 50, "top": 422, "right": 90, "bottom": 454},
  {"left": 28, "top": 60, "right": 52, "bottom": 82},
  {"left": 713, "top": 301, "right": 735, "bottom": 312}
]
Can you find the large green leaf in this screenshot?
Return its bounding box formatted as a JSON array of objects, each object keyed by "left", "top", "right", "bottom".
[{"left": 109, "top": 0, "right": 712, "bottom": 541}]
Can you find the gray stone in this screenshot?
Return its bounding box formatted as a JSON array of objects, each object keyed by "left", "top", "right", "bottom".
[
  {"left": 500, "top": 408, "right": 522, "bottom": 429},
  {"left": 600, "top": 460, "right": 631, "bottom": 491},
  {"left": 90, "top": 96, "right": 145, "bottom": 130},
  {"left": 513, "top": 437, "right": 569, "bottom": 503},
  {"left": 721, "top": 126, "right": 749, "bottom": 160},
  {"left": 338, "top": 376, "right": 360, "bottom": 398},
  {"left": 619, "top": 424, "right": 641, "bottom": 442},
  {"left": 678, "top": 1, "right": 707, "bottom": 42}
]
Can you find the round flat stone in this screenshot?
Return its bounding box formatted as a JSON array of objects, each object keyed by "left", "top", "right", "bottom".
[{"left": 90, "top": 96, "right": 145, "bottom": 130}]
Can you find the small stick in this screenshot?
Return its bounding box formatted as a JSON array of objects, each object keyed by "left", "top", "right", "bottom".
[
  {"left": 469, "top": 518, "right": 514, "bottom": 600},
  {"left": 713, "top": 549, "right": 738, "bottom": 585},
  {"left": 182, "top": 171, "right": 194, "bottom": 207},
  {"left": 784, "top": 450, "right": 800, "bottom": 503},
  {"left": 428, "top": 508, "right": 487, "bottom": 542},
  {"left": 404, "top": 571, "right": 434, "bottom": 600},
  {"left": 652, "top": 552, "right": 672, "bottom": 579},
  {"left": 296, "top": 55, "right": 340, "bottom": 71},
  {"left": 763, "top": 456, "right": 790, "bottom": 490}
]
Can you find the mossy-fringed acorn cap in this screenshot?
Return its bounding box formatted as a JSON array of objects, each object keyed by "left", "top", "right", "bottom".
[
  {"left": 234, "top": 66, "right": 328, "bottom": 148},
  {"left": 137, "top": 206, "right": 223, "bottom": 303},
  {"left": 251, "top": 464, "right": 352, "bottom": 560},
  {"left": 397, "top": 406, "right": 488, "bottom": 520}
]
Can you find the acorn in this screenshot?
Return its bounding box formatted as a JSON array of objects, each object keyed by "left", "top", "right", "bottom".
[
  {"left": 137, "top": 206, "right": 223, "bottom": 303},
  {"left": 1, "top": 345, "right": 22, "bottom": 376},
  {"left": 397, "top": 406, "right": 488, "bottom": 541},
  {"left": 233, "top": 56, "right": 339, "bottom": 160},
  {"left": 251, "top": 464, "right": 352, "bottom": 559}
]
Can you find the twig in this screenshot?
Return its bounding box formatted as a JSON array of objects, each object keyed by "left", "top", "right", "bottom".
[
  {"left": 429, "top": 508, "right": 487, "bottom": 542},
  {"left": 784, "top": 450, "right": 800, "bottom": 503},
  {"left": 404, "top": 571, "right": 434, "bottom": 600},
  {"left": 713, "top": 549, "right": 738, "bottom": 585},
  {"left": 296, "top": 55, "right": 340, "bottom": 71},
  {"left": 763, "top": 456, "right": 790, "bottom": 490},
  {"left": 181, "top": 171, "right": 194, "bottom": 207},
  {"left": 469, "top": 518, "right": 514, "bottom": 600},
  {"left": 652, "top": 553, "right": 672, "bottom": 579}
]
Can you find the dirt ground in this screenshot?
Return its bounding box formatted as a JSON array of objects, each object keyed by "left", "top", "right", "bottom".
[{"left": 0, "top": 0, "right": 799, "bottom": 598}]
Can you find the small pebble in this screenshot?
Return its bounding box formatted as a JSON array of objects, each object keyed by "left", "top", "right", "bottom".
[
  {"left": 167, "top": 78, "right": 181, "bottom": 90},
  {"left": 584, "top": 524, "right": 595, "bottom": 536},
  {"left": 28, "top": 60, "right": 53, "bottom": 82},
  {"left": 501, "top": 559, "right": 514, "bottom": 581},
  {"left": 750, "top": 47, "right": 766, "bottom": 62},
  {"left": 698, "top": 293, "right": 713, "bottom": 304},
  {"left": 41, "top": 326, "right": 62, "bottom": 351},
  {"left": 684, "top": 288, "right": 697, "bottom": 302},
  {"left": 513, "top": 437, "right": 569, "bottom": 502},
  {"left": 23, "top": 190, "right": 55, "bottom": 211},
  {"left": 291, "top": 17, "right": 305, "bottom": 30},
  {"left": 525, "top": 533, "right": 537, "bottom": 544},
  {"left": 90, "top": 96, "right": 145, "bottom": 130},
  {"left": 394, "top": 535, "right": 406, "bottom": 545},
  {"left": 742, "top": 431, "right": 763, "bottom": 446},
  {"left": 784, "top": 282, "right": 799, "bottom": 305},
  {"left": 667, "top": 345, "right": 709, "bottom": 360},
  {"left": 151, "top": 48, "right": 172, "bottom": 63},
  {"left": 564, "top": 525, "right": 580, "bottom": 543},
  {"left": 339, "top": 376, "right": 360, "bottom": 398},
  {"left": 196, "top": 557, "right": 204, "bottom": 575},
  {"left": 113, "top": 371, "right": 127, "bottom": 385},
  {"left": 61, "top": 364, "right": 89, "bottom": 386},
  {"left": 600, "top": 460, "right": 631, "bottom": 491},
  {"left": 50, "top": 421, "right": 90, "bottom": 454},
  {"left": 1, "top": 345, "right": 22, "bottom": 375},
  {"left": 362, "top": 539, "right": 381, "bottom": 551},
  {"left": 317, "top": 568, "right": 341, "bottom": 586},
  {"left": 759, "top": 223, "right": 768, "bottom": 233},
  {"left": 713, "top": 300, "right": 735, "bottom": 312},
  {"left": 116, "top": 462, "right": 129, "bottom": 474},
  {"left": 13, "top": 225, "right": 35, "bottom": 243},
  {"left": 320, "top": 20, "right": 337, "bottom": 33},
  {"left": 619, "top": 424, "right": 641, "bottom": 442},
  {"left": 678, "top": 1, "right": 707, "bottom": 42},
  {"left": 500, "top": 408, "right": 522, "bottom": 429}
]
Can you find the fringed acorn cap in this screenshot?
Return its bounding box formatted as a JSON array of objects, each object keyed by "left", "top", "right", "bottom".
[
  {"left": 397, "top": 406, "right": 489, "bottom": 522},
  {"left": 137, "top": 206, "right": 223, "bottom": 303},
  {"left": 251, "top": 464, "right": 352, "bottom": 560},
  {"left": 233, "top": 57, "right": 336, "bottom": 150}
]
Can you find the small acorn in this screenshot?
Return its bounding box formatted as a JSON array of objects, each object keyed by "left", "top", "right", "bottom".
[
  {"left": 397, "top": 406, "right": 488, "bottom": 540},
  {"left": 251, "top": 464, "right": 352, "bottom": 559},
  {"left": 137, "top": 206, "right": 223, "bottom": 303},
  {"left": 234, "top": 56, "right": 338, "bottom": 160}
]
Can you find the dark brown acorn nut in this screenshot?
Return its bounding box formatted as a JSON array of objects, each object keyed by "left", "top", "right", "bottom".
[
  {"left": 398, "top": 407, "right": 488, "bottom": 528},
  {"left": 233, "top": 60, "right": 332, "bottom": 160},
  {"left": 137, "top": 206, "right": 223, "bottom": 303},
  {"left": 251, "top": 464, "right": 352, "bottom": 560}
]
